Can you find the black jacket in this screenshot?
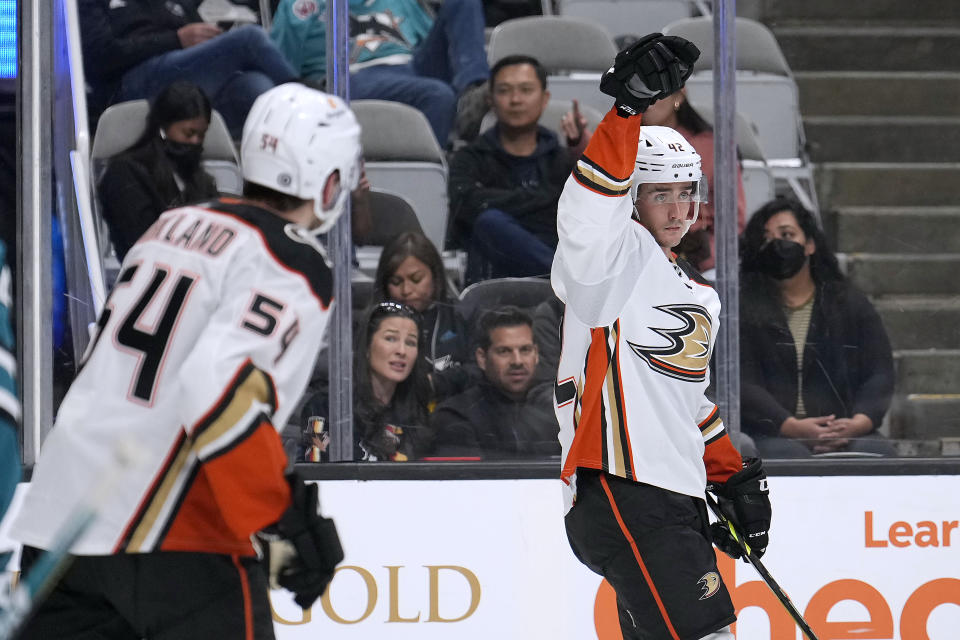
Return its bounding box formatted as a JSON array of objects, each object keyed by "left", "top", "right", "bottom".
[
  {"left": 97, "top": 142, "right": 218, "bottom": 260},
  {"left": 79, "top": 0, "right": 201, "bottom": 113},
  {"left": 418, "top": 301, "right": 477, "bottom": 400},
  {"left": 430, "top": 380, "right": 559, "bottom": 459},
  {"left": 739, "top": 278, "right": 895, "bottom": 438},
  {"left": 447, "top": 125, "right": 576, "bottom": 249},
  {"left": 298, "top": 388, "right": 434, "bottom": 462}
]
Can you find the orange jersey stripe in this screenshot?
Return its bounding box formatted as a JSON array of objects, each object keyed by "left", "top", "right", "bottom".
[
  {"left": 232, "top": 554, "right": 255, "bottom": 640},
  {"left": 160, "top": 419, "right": 290, "bottom": 555},
  {"left": 562, "top": 327, "right": 615, "bottom": 479},
  {"left": 599, "top": 474, "right": 682, "bottom": 640},
  {"left": 580, "top": 108, "right": 644, "bottom": 181},
  {"left": 704, "top": 434, "right": 743, "bottom": 484}
]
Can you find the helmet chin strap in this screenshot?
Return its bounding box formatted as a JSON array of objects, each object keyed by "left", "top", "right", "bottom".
[{"left": 310, "top": 186, "right": 350, "bottom": 236}]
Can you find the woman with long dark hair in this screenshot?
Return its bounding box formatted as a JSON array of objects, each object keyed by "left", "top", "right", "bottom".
[
  {"left": 98, "top": 81, "right": 219, "bottom": 260},
  {"left": 372, "top": 231, "right": 471, "bottom": 399},
  {"left": 301, "top": 302, "right": 433, "bottom": 462},
  {"left": 739, "top": 197, "right": 896, "bottom": 458}
]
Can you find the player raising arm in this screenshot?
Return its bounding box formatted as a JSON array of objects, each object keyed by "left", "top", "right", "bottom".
[
  {"left": 10, "top": 84, "right": 360, "bottom": 639},
  {"left": 553, "top": 35, "right": 772, "bottom": 640}
]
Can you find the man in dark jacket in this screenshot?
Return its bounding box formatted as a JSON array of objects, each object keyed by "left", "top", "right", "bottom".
[
  {"left": 79, "top": 0, "right": 297, "bottom": 137},
  {"left": 447, "top": 54, "right": 590, "bottom": 282},
  {"left": 431, "top": 306, "right": 559, "bottom": 459}
]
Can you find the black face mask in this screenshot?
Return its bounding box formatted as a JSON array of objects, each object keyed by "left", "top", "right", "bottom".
[
  {"left": 163, "top": 139, "right": 203, "bottom": 174},
  {"left": 756, "top": 238, "right": 807, "bottom": 280}
]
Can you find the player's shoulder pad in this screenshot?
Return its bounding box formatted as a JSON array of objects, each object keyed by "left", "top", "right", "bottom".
[
  {"left": 205, "top": 199, "right": 333, "bottom": 308},
  {"left": 675, "top": 257, "right": 713, "bottom": 288}
]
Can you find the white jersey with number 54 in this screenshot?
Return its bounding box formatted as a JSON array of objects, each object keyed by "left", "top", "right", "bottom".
[{"left": 12, "top": 199, "right": 333, "bottom": 556}]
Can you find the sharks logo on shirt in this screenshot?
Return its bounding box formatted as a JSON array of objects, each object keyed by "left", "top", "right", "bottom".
[{"left": 626, "top": 304, "right": 712, "bottom": 382}]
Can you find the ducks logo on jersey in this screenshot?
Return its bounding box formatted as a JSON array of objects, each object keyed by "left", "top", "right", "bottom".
[{"left": 626, "top": 304, "right": 712, "bottom": 382}]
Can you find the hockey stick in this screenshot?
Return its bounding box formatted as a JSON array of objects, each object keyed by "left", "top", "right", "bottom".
[
  {"left": 704, "top": 492, "right": 820, "bottom": 640},
  {"left": 0, "top": 441, "right": 141, "bottom": 640}
]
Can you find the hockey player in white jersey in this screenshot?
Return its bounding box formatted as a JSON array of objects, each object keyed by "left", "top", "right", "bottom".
[
  {"left": 11, "top": 84, "right": 360, "bottom": 639},
  {"left": 554, "top": 36, "right": 772, "bottom": 639}
]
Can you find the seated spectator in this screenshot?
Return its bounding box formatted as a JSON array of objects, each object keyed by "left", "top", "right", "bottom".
[
  {"left": 270, "top": 0, "right": 490, "bottom": 145},
  {"left": 98, "top": 81, "right": 219, "bottom": 261},
  {"left": 739, "top": 197, "right": 896, "bottom": 458},
  {"left": 448, "top": 55, "right": 589, "bottom": 283},
  {"left": 431, "top": 306, "right": 559, "bottom": 459},
  {"left": 301, "top": 302, "right": 433, "bottom": 461},
  {"left": 80, "top": 0, "right": 297, "bottom": 138},
  {"left": 373, "top": 231, "right": 472, "bottom": 399},
  {"left": 641, "top": 88, "right": 747, "bottom": 276}
]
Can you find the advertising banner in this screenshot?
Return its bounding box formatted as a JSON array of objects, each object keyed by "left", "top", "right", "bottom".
[
  {"left": 271, "top": 476, "right": 960, "bottom": 640},
  {"left": 2, "top": 475, "right": 958, "bottom": 638}
]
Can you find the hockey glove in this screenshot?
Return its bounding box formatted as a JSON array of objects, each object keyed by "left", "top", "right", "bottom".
[
  {"left": 264, "top": 473, "right": 343, "bottom": 609},
  {"left": 599, "top": 33, "right": 700, "bottom": 117},
  {"left": 709, "top": 457, "right": 771, "bottom": 559}
]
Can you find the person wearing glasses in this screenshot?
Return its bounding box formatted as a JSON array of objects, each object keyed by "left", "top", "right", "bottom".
[{"left": 301, "top": 301, "right": 434, "bottom": 462}]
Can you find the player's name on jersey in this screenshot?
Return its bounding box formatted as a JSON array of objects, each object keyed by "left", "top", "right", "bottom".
[{"left": 140, "top": 210, "right": 237, "bottom": 257}]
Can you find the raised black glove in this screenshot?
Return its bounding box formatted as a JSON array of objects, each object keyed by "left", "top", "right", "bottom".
[
  {"left": 265, "top": 473, "right": 343, "bottom": 609},
  {"left": 599, "top": 33, "right": 700, "bottom": 116},
  {"left": 709, "top": 457, "right": 771, "bottom": 559}
]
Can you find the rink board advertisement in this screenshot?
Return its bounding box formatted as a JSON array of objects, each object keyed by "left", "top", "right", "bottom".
[
  {"left": 269, "top": 476, "right": 960, "bottom": 640},
  {"left": 2, "top": 476, "right": 958, "bottom": 639}
]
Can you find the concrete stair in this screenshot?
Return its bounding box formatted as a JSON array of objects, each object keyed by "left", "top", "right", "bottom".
[
  {"left": 846, "top": 254, "right": 960, "bottom": 296},
  {"left": 775, "top": 26, "right": 960, "bottom": 73},
  {"left": 833, "top": 207, "right": 960, "bottom": 254},
  {"left": 758, "top": 0, "right": 960, "bottom": 449},
  {"left": 873, "top": 297, "right": 960, "bottom": 351},
  {"left": 761, "top": 0, "right": 960, "bottom": 23},
  {"left": 804, "top": 117, "right": 960, "bottom": 164},
  {"left": 796, "top": 72, "right": 960, "bottom": 118}
]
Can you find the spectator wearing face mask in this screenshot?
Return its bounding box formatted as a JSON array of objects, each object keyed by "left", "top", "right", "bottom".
[
  {"left": 98, "top": 81, "right": 220, "bottom": 260},
  {"left": 739, "top": 197, "right": 896, "bottom": 458}
]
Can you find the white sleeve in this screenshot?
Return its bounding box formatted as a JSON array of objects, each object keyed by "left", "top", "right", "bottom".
[{"left": 551, "top": 109, "right": 657, "bottom": 328}]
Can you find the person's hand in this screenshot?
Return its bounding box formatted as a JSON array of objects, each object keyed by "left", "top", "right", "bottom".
[
  {"left": 812, "top": 414, "right": 873, "bottom": 453},
  {"left": 177, "top": 23, "right": 222, "bottom": 48},
  {"left": 599, "top": 33, "right": 700, "bottom": 117},
  {"left": 354, "top": 170, "right": 370, "bottom": 196},
  {"left": 780, "top": 414, "right": 833, "bottom": 439},
  {"left": 560, "top": 99, "right": 590, "bottom": 152}
]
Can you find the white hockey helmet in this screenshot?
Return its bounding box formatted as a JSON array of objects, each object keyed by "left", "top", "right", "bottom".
[
  {"left": 241, "top": 83, "right": 362, "bottom": 234},
  {"left": 631, "top": 125, "right": 705, "bottom": 229}
]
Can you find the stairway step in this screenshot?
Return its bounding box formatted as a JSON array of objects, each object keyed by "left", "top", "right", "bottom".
[
  {"left": 762, "top": 0, "right": 960, "bottom": 23},
  {"left": 836, "top": 207, "right": 960, "bottom": 253},
  {"left": 873, "top": 296, "right": 960, "bottom": 350},
  {"left": 890, "top": 394, "right": 960, "bottom": 440},
  {"left": 773, "top": 26, "right": 960, "bottom": 72},
  {"left": 816, "top": 163, "right": 960, "bottom": 208},
  {"left": 847, "top": 254, "right": 960, "bottom": 296},
  {"left": 894, "top": 349, "right": 960, "bottom": 395},
  {"left": 804, "top": 116, "right": 960, "bottom": 163},
  {"left": 796, "top": 72, "right": 960, "bottom": 117}
]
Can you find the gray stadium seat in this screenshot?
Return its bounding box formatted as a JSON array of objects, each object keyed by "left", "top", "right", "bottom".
[
  {"left": 662, "top": 16, "right": 819, "bottom": 214},
  {"left": 354, "top": 189, "right": 424, "bottom": 276},
  {"left": 459, "top": 276, "right": 556, "bottom": 333},
  {"left": 478, "top": 97, "right": 604, "bottom": 144},
  {"left": 91, "top": 100, "right": 242, "bottom": 194},
  {"left": 350, "top": 99, "right": 450, "bottom": 251},
  {"left": 687, "top": 101, "right": 776, "bottom": 218},
  {"left": 557, "top": 0, "right": 697, "bottom": 39}
]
